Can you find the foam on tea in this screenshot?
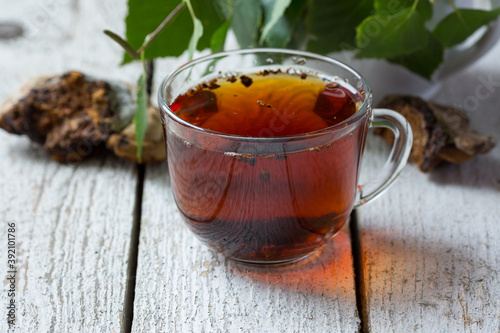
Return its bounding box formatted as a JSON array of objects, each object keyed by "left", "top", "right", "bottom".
[
  {"left": 166, "top": 70, "right": 368, "bottom": 263},
  {"left": 170, "top": 70, "right": 362, "bottom": 137}
]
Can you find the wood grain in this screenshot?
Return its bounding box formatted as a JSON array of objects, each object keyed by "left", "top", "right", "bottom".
[
  {"left": 0, "top": 1, "right": 140, "bottom": 331},
  {"left": 3, "top": 0, "right": 500, "bottom": 331},
  {"left": 0, "top": 133, "right": 138, "bottom": 332},
  {"left": 358, "top": 43, "right": 500, "bottom": 332},
  {"left": 132, "top": 163, "right": 360, "bottom": 333}
]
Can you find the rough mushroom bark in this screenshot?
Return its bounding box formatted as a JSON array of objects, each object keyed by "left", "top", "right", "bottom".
[
  {"left": 107, "top": 105, "right": 166, "bottom": 163},
  {"left": 0, "top": 71, "right": 166, "bottom": 163},
  {"left": 376, "top": 95, "right": 496, "bottom": 172}
]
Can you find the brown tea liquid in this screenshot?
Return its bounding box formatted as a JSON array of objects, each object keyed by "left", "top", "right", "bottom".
[{"left": 167, "top": 70, "right": 368, "bottom": 263}]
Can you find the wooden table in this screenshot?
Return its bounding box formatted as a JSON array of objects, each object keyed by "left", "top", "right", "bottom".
[{"left": 1, "top": 1, "right": 499, "bottom": 332}]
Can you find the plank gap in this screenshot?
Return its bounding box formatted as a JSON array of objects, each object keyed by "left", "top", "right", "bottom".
[
  {"left": 350, "top": 210, "right": 369, "bottom": 333},
  {"left": 121, "top": 164, "right": 146, "bottom": 333}
]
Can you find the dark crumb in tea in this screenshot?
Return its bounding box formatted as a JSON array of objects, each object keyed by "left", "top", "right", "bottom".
[
  {"left": 259, "top": 168, "right": 271, "bottom": 182},
  {"left": 227, "top": 76, "right": 237, "bottom": 83},
  {"left": 256, "top": 100, "right": 272, "bottom": 108},
  {"left": 259, "top": 154, "right": 287, "bottom": 161},
  {"left": 240, "top": 75, "right": 253, "bottom": 87},
  {"left": 286, "top": 68, "right": 308, "bottom": 78},
  {"left": 257, "top": 69, "right": 282, "bottom": 76},
  {"left": 230, "top": 153, "right": 257, "bottom": 166},
  {"left": 237, "top": 156, "right": 256, "bottom": 166},
  {"left": 208, "top": 78, "right": 220, "bottom": 90},
  {"left": 309, "top": 146, "right": 322, "bottom": 152},
  {"left": 192, "top": 79, "right": 220, "bottom": 91}
]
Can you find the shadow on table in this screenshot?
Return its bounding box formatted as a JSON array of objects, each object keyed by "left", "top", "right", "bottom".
[
  {"left": 428, "top": 153, "right": 500, "bottom": 191},
  {"left": 7, "top": 136, "right": 106, "bottom": 163},
  {"left": 5, "top": 135, "right": 151, "bottom": 172}
]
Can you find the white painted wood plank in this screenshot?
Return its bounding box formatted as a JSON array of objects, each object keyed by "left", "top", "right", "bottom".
[
  {"left": 133, "top": 163, "right": 360, "bottom": 333},
  {"left": 0, "top": 0, "right": 141, "bottom": 331},
  {"left": 358, "top": 43, "right": 500, "bottom": 332},
  {"left": 0, "top": 133, "right": 137, "bottom": 332}
]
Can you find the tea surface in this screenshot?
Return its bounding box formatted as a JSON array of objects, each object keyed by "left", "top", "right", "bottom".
[{"left": 170, "top": 71, "right": 360, "bottom": 137}]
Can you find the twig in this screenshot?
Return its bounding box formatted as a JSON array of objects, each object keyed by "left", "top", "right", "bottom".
[
  {"left": 145, "top": 60, "right": 155, "bottom": 99},
  {"left": 104, "top": 2, "right": 185, "bottom": 60},
  {"left": 136, "top": 2, "right": 185, "bottom": 55}
]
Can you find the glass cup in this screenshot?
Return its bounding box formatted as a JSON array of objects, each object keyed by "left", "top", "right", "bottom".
[{"left": 159, "top": 49, "right": 413, "bottom": 265}]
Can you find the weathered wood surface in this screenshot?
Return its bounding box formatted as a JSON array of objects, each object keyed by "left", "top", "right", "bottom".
[
  {"left": 3, "top": 0, "right": 500, "bottom": 332},
  {"left": 0, "top": 1, "right": 140, "bottom": 331},
  {"left": 132, "top": 164, "right": 360, "bottom": 333},
  {"left": 358, "top": 43, "right": 500, "bottom": 332},
  {"left": 0, "top": 133, "right": 138, "bottom": 332}
]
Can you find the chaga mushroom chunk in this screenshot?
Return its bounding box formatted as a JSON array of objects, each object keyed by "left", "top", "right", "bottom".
[
  {"left": 375, "top": 95, "right": 496, "bottom": 172},
  {"left": 106, "top": 106, "right": 167, "bottom": 164},
  {"left": 0, "top": 71, "right": 135, "bottom": 163}
]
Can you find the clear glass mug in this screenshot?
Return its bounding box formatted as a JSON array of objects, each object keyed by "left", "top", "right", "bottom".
[{"left": 159, "top": 49, "right": 413, "bottom": 265}]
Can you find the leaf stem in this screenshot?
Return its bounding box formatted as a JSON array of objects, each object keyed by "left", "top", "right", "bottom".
[
  {"left": 446, "top": 0, "right": 466, "bottom": 25},
  {"left": 411, "top": 0, "right": 420, "bottom": 12},
  {"left": 145, "top": 60, "right": 155, "bottom": 99},
  {"left": 103, "top": 30, "right": 138, "bottom": 58},
  {"left": 136, "top": 2, "right": 185, "bottom": 55}
]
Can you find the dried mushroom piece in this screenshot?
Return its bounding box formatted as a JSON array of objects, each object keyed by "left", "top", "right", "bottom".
[
  {"left": 376, "top": 95, "right": 496, "bottom": 172},
  {"left": 0, "top": 71, "right": 136, "bottom": 162},
  {"left": 106, "top": 105, "right": 167, "bottom": 163}
]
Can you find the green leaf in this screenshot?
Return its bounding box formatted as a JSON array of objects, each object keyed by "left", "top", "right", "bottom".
[
  {"left": 124, "top": 0, "right": 224, "bottom": 63},
  {"left": 388, "top": 31, "right": 443, "bottom": 79},
  {"left": 259, "top": 0, "right": 292, "bottom": 45},
  {"left": 231, "top": 0, "right": 263, "bottom": 47},
  {"left": 263, "top": 0, "right": 308, "bottom": 48},
  {"left": 286, "top": 14, "right": 308, "bottom": 49},
  {"left": 433, "top": 8, "right": 500, "bottom": 48},
  {"left": 416, "top": 0, "right": 433, "bottom": 21},
  {"left": 305, "top": 0, "right": 373, "bottom": 54},
  {"left": 184, "top": 0, "right": 203, "bottom": 60},
  {"left": 134, "top": 61, "right": 148, "bottom": 164},
  {"left": 190, "top": 0, "right": 226, "bottom": 49},
  {"left": 210, "top": 19, "right": 231, "bottom": 53},
  {"left": 356, "top": 8, "right": 428, "bottom": 58},
  {"left": 374, "top": 0, "right": 433, "bottom": 21},
  {"left": 124, "top": 0, "right": 188, "bottom": 63}
]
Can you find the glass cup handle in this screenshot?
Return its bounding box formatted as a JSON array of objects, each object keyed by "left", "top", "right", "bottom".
[{"left": 354, "top": 108, "right": 413, "bottom": 207}]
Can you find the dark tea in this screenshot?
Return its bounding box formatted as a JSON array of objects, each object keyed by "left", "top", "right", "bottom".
[{"left": 166, "top": 70, "right": 368, "bottom": 263}]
